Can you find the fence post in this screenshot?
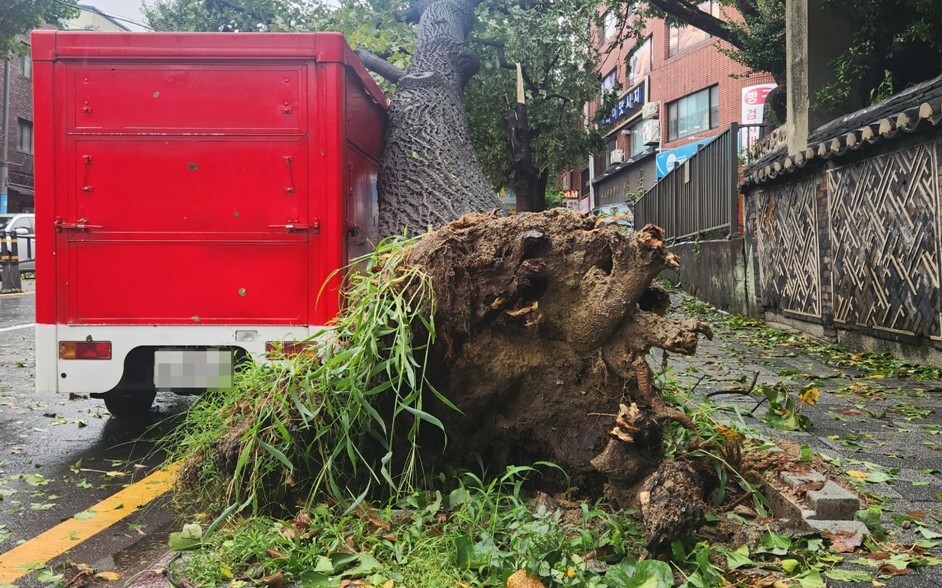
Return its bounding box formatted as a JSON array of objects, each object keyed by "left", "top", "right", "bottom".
[{"left": 729, "top": 122, "right": 740, "bottom": 239}]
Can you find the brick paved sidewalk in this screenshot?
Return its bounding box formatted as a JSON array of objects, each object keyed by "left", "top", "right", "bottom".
[{"left": 669, "top": 293, "right": 942, "bottom": 587}]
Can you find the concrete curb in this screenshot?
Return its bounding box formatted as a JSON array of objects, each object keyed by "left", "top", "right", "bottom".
[{"left": 764, "top": 468, "right": 868, "bottom": 539}]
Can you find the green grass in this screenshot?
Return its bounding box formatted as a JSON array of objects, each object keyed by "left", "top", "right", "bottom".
[
  {"left": 163, "top": 236, "right": 453, "bottom": 514},
  {"left": 169, "top": 467, "right": 648, "bottom": 588}
]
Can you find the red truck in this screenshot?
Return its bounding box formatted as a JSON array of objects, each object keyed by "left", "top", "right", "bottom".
[{"left": 31, "top": 31, "right": 387, "bottom": 417}]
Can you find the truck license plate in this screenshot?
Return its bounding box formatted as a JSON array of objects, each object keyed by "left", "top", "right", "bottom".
[{"left": 154, "top": 350, "right": 234, "bottom": 389}]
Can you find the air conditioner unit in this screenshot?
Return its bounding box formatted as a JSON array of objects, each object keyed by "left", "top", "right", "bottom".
[
  {"left": 609, "top": 149, "right": 625, "bottom": 165},
  {"left": 641, "top": 101, "right": 660, "bottom": 120},
  {"left": 641, "top": 120, "right": 660, "bottom": 145}
]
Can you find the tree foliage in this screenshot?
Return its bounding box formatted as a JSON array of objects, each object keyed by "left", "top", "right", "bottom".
[
  {"left": 816, "top": 0, "right": 942, "bottom": 112},
  {"left": 143, "top": 0, "right": 320, "bottom": 32},
  {"left": 465, "top": 0, "right": 603, "bottom": 198},
  {"left": 0, "top": 0, "right": 78, "bottom": 58}
]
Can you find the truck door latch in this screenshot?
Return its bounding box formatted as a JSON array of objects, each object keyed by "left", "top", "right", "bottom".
[
  {"left": 55, "top": 217, "right": 103, "bottom": 232},
  {"left": 268, "top": 218, "right": 321, "bottom": 234}
]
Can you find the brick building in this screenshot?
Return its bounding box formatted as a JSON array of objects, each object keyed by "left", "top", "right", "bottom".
[
  {"left": 0, "top": 47, "right": 37, "bottom": 214},
  {"left": 562, "top": 3, "right": 776, "bottom": 211},
  {"left": 0, "top": 6, "right": 129, "bottom": 214}
]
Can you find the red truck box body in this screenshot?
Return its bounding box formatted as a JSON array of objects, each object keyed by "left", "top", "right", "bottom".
[{"left": 32, "top": 32, "right": 387, "bottom": 403}]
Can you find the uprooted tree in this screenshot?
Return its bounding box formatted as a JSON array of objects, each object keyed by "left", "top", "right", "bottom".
[
  {"left": 360, "top": 0, "right": 723, "bottom": 548},
  {"left": 131, "top": 0, "right": 774, "bottom": 560},
  {"left": 166, "top": 0, "right": 737, "bottom": 551}
]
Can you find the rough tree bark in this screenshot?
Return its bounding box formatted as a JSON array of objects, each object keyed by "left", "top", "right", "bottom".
[
  {"left": 371, "top": 0, "right": 503, "bottom": 237},
  {"left": 507, "top": 103, "right": 544, "bottom": 212}
]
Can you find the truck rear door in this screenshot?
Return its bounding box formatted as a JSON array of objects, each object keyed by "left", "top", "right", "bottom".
[{"left": 60, "top": 64, "right": 314, "bottom": 326}]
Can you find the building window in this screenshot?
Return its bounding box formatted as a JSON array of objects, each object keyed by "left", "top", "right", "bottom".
[
  {"left": 17, "top": 119, "right": 33, "bottom": 154},
  {"left": 601, "top": 11, "right": 617, "bottom": 44},
  {"left": 668, "top": 86, "right": 719, "bottom": 141},
  {"left": 600, "top": 69, "right": 617, "bottom": 105},
  {"left": 625, "top": 120, "right": 646, "bottom": 157},
  {"left": 21, "top": 44, "right": 31, "bottom": 79},
  {"left": 669, "top": 1, "right": 719, "bottom": 56},
  {"left": 627, "top": 37, "right": 651, "bottom": 87}
]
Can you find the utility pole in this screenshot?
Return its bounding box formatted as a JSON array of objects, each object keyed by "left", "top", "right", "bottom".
[{"left": 0, "top": 60, "right": 10, "bottom": 214}]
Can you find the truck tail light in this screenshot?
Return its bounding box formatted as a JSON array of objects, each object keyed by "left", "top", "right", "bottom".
[
  {"left": 265, "top": 341, "right": 318, "bottom": 359},
  {"left": 59, "top": 341, "right": 113, "bottom": 360}
]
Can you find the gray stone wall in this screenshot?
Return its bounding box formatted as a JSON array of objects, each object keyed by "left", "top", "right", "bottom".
[
  {"left": 663, "top": 239, "right": 749, "bottom": 315},
  {"left": 745, "top": 135, "right": 942, "bottom": 365}
]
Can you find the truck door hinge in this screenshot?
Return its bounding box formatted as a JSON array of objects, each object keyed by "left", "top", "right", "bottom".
[
  {"left": 268, "top": 218, "right": 320, "bottom": 234},
  {"left": 55, "top": 217, "right": 102, "bottom": 232}
]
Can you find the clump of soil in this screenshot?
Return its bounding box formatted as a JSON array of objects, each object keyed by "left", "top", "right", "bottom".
[
  {"left": 404, "top": 210, "right": 709, "bottom": 473},
  {"left": 401, "top": 209, "right": 715, "bottom": 547}
]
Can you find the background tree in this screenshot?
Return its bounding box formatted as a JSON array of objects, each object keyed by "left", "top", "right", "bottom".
[
  {"left": 465, "top": 0, "right": 603, "bottom": 211},
  {"left": 1, "top": 0, "right": 78, "bottom": 57},
  {"left": 143, "top": 0, "right": 319, "bottom": 32},
  {"left": 814, "top": 0, "right": 942, "bottom": 112}
]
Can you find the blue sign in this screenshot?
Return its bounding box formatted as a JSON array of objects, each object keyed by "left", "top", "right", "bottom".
[
  {"left": 655, "top": 140, "right": 712, "bottom": 178},
  {"left": 602, "top": 79, "right": 646, "bottom": 127}
]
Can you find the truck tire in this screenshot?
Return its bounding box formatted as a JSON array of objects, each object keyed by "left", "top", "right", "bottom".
[{"left": 103, "top": 390, "right": 157, "bottom": 419}]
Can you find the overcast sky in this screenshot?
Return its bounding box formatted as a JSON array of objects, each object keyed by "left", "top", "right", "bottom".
[{"left": 79, "top": 0, "right": 151, "bottom": 31}]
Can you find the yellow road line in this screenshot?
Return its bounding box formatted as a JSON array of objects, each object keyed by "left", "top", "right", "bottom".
[{"left": 0, "top": 464, "right": 178, "bottom": 584}]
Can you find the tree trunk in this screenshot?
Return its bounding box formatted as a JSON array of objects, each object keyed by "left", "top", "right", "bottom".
[
  {"left": 508, "top": 103, "right": 543, "bottom": 212},
  {"left": 377, "top": 0, "right": 503, "bottom": 237}
]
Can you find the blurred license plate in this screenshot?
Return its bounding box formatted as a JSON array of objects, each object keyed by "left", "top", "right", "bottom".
[{"left": 154, "top": 350, "right": 233, "bottom": 389}]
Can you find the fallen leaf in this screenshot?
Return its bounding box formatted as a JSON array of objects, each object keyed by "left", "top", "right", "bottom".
[
  {"left": 838, "top": 408, "right": 863, "bottom": 416},
  {"left": 877, "top": 565, "right": 910, "bottom": 576},
  {"left": 267, "top": 549, "right": 285, "bottom": 560},
  {"left": 93, "top": 571, "right": 121, "bottom": 581},
  {"left": 847, "top": 470, "right": 870, "bottom": 479},
  {"left": 732, "top": 505, "right": 758, "bottom": 518},
  {"left": 826, "top": 530, "right": 863, "bottom": 553},
  {"left": 258, "top": 571, "right": 284, "bottom": 588},
  {"left": 368, "top": 516, "right": 391, "bottom": 531},
  {"left": 799, "top": 387, "right": 820, "bottom": 406}
]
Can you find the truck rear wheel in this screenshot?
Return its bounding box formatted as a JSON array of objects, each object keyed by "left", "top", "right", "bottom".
[
  {"left": 103, "top": 390, "right": 157, "bottom": 419},
  {"left": 102, "top": 348, "right": 157, "bottom": 419}
]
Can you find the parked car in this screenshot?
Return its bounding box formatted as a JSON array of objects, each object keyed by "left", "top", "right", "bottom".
[
  {"left": 0, "top": 213, "right": 36, "bottom": 272},
  {"left": 591, "top": 203, "right": 635, "bottom": 229}
]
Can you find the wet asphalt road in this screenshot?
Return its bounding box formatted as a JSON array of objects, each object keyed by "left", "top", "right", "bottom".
[{"left": 0, "top": 278, "right": 191, "bottom": 586}]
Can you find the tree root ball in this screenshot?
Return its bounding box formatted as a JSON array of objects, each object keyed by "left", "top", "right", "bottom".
[{"left": 403, "top": 209, "right": 712, "bottom": 495}]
